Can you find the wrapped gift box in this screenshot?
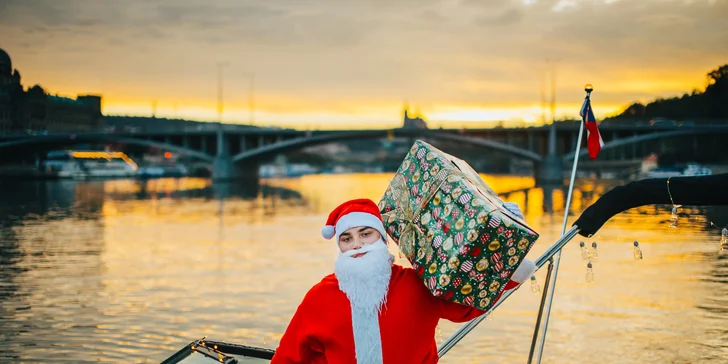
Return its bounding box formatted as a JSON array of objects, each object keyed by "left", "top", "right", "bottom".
[{"left": 378, "top": 140, "right": 539, "bottom": 311}]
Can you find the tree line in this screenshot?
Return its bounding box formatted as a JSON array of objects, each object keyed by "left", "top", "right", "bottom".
[{"left": 605, "top": 64, "right": 728, "bottom": 124}]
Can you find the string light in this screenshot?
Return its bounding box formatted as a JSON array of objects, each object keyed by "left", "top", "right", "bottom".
[
  {"left": 633, "top": 241, "right": 643, "bottom": 260},
  {"left": 589, "top": 242, "right": 598, "bottom": 261},
  {"left": 585, "top": 262, "right": 594, "bottom": 282},
  {"left": 667, "top": 177, "right": 681, "bottom": 228},
  {"left": 187, "top": 338, "right": 238, "bottom": 364},
  {"left": 707, "top": 221, "right": 728, "bottom": 251},
  {"left": 579, "top": 241, "right": 589, "bottom": 260},
  {"left": 530, "top": 275, "right": 540, "bottom": 294},
  {"left": 669, "top": 205, "right": 681, "bottom": 228}
]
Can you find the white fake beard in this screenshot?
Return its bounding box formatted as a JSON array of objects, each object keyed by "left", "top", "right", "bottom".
[{"left": 334, "top": 239, "right": 394, "bottom": 364}]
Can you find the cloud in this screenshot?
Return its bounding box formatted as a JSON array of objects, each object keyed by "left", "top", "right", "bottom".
[{"left": 0, "top": 0, "right": 726, "bottom": 119}]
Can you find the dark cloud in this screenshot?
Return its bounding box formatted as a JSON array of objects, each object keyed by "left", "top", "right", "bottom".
[
  {"left": 539, "top": 1, "right": 728, "bottom": 57},
  {"left": 0, "top": 0, "right": 726, "bottom": 111}
]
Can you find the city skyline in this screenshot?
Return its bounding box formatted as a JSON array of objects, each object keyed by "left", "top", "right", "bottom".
[{"left": 1, "top": 0, "right": 726, "bottom": 129}]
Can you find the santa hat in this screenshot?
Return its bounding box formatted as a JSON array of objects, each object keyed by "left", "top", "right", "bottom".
[{"left": 322, "top": 198, "right": 388, "bottom": 243}]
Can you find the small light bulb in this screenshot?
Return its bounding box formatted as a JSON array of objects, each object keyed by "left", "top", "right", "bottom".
[
  {"left": 633, "top": 241, "right": 643, "bottom": 260},
  {"left": 579, "top": 241, "right": 589, "bottom": 260},
  {"left": 669, "top": 206, "right": 680, "bottom": 228},
  {"left": 530, "top": 275, "right": 540, "bottom": 294},
  {"left": 589, "top": 241, "right": 599, "bottom": 261},
  {"left": 586, "top": 262, "right": 594, "bottom": 282}
]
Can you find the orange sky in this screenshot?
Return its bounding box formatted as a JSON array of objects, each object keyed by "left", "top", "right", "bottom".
[{"left": 1, "top": 0, "right": 726, "bottom": 129}]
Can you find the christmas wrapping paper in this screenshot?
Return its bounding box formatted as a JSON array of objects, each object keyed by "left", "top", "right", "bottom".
[{"left": 378, "top": 140, "right": 540, "bottom": 311}]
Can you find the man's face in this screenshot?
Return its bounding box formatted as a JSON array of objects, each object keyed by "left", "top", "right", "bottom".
[{"left": 338, "top": 226, "right": 382, "bottom": 256}]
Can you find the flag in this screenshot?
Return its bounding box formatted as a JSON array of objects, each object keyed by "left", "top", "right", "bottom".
[{"left": 580, "top": 96, "right": 604, "bottom": 159}]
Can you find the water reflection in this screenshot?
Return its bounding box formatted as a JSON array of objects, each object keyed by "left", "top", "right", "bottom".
[
  {"left": 0, "top": 175, "right": 726, "bottom": 363},
  {"left": 0, "top": 179, "right": 108, "bottom": 363},
  {"left": 693, "top": 207, "right": 728, "bottom": 361},
  {"left": 0, "top": 226, "right": 23, "bottom": 363}
]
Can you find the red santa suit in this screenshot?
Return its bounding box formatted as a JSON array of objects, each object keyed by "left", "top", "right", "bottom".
[
  {"left": 271, "top": 198, "right": 532, "bottom": 364},
  {"left": 271, "top": 263, "right": 523, "bottom": 364}
]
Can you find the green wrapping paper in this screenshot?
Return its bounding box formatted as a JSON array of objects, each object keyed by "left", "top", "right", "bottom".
[{"left": 378, "top": 140, "right": 539, "bottom": 311}]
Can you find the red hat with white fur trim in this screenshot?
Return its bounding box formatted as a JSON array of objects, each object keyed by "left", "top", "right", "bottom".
[{"left": 322, "top": 198, "right": 388, "bottom": 243}]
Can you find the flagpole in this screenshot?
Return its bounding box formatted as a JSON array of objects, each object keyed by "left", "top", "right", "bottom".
[{"left": 531, "top": 84, "right": 593, "bottom": 364}]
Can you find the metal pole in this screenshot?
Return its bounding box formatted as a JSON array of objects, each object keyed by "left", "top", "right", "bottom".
[
  {"left": 527, "top": 263, "right": 553, "bottom": 364},
  {"left": 217, "top": 62, "right": 230, "bottom": 123},
  {"left": 437, "top": 226, "right": 580, "bottom": 357},
  {"left": 532, "top": 85, "right": 593, "bottom": 364},
  {"left": 249, "top": 74, "right": 255, "bottom": 125},
  {"left": 549, "top": 60, "right": 557, "bottom": 124}
]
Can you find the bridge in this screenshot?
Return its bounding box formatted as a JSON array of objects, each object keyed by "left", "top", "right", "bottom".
[{"left": 1, "top": 123, "right": 727, "bottom": 184}]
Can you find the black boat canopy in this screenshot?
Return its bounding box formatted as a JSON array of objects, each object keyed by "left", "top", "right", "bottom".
[{"left": 574, "top": 173, "right": 728, "bottom": 237}]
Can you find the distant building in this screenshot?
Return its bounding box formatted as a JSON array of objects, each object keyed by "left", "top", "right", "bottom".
[
  {"left": 0, "top": 48, "right": 104, "bottom": 135},
  {"left": 402, "top": 105, "right": 428, "bottom": 129}
]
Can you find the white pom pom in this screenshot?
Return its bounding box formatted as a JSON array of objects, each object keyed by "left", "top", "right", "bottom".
[
  {"left": 321, "top": 225, "right": 335, "bottom": 240},
  {"left": 511, "top": 258, "right": 536, "bottom": 284}
]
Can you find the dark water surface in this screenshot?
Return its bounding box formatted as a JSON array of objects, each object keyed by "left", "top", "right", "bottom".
[{"left": 0, "top": 175, "right": 726, "bottom": 363}]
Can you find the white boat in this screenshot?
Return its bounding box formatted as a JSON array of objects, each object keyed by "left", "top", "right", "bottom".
[
  {"left": 137, "top": 164, "right": 189, "bottom": 179},
  {"left": 42, "top": 150, "right": 138, "bottom": 179},
  {"left": 646, "top": 163, "right": 712, "bottom": 178},
  {"left": 259, "top": 163, "right": 319, "bottom": 178}
]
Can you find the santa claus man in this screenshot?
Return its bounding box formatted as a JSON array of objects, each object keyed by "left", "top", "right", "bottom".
[{"left": 271, "top": 198, "right": 536, "bottom": 364}]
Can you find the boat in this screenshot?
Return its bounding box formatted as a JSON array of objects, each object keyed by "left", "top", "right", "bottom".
[
  {"left": 259, "top": 163, "right": 319, "bottom": 178},
  {"left": 160, "top": 173, "right": 728, "bottom": 363},
  {"left": 637, "top": 154, "right": 712, "bottom": 179},
  {"left": 42, "top": 150, "right": 138, "bottom": 179},
  {"left": 136, "top": 164, "right": 189, "bottom": 179},
  {"left": 161, "top": 338, "right": 274, "bottom": 364},
  {"left": 645, "top": 163, "right": 712, "bottom": 178}
]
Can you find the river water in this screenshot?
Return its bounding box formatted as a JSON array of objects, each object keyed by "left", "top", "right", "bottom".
[{"left": 0, "top": 174, "right": 726, "bottom": 363}]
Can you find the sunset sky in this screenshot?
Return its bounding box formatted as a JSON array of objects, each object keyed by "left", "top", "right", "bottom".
[{"left": 1, "top": 0, "right": 726, "bottom": 129}]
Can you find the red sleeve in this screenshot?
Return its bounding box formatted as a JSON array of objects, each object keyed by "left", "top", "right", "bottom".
[
  {"left": 438, "top": 299, "right": 486, "bottom": 323},
  {"left": 270, "top": 290, "right": 323, "bottom": 364},
  {"left": 438, "top": 279, "right": 519, "bottom": 323}
]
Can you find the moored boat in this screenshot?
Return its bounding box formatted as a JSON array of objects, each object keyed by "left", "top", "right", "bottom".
[{"left": 42, "top": 150, "right": 138, "bottom": 179}]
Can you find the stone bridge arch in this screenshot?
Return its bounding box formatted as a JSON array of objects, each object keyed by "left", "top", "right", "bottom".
[
  {"left": 562, "top": 126, "right": 728, "bottom": 161},
  {"left": 232, "top": 129, "right": 543, "bottom": 164},
  {"left": 0, "top": 134, "right": 215, "bottom": 162}
]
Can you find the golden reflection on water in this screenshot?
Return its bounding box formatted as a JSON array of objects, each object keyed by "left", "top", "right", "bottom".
[{"left": 0, "top": 175, "right": 726, "bottom": 363}]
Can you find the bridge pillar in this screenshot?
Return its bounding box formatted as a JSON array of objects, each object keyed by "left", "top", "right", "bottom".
[
  {"left": 212, "top": 155, "right": 239, "bottom": 181},
  {"left": 527, "top": 132, "right": 535, "bottom": 153},
  {"left": 536, "top": 155, "right": 563, "bottom": 185},
  {"left": 201, "top": 136, "right": 208, "bottom": 154},
  {"left": 212, "top": 124, "right": 240, "bottom": 182},
  {"left": 535, "top": 124, "right": 563, "bottom": 185},
  {"left": 211, "top": 125, "right": 260, "bottom": 182}
]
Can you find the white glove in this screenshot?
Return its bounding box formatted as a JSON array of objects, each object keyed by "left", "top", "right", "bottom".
[
  {"left": 511, "top": 258, "right": 536, "bottom": 283},
  {"left": 503, "top": 202, "right": 524, "bottom": 220}
]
